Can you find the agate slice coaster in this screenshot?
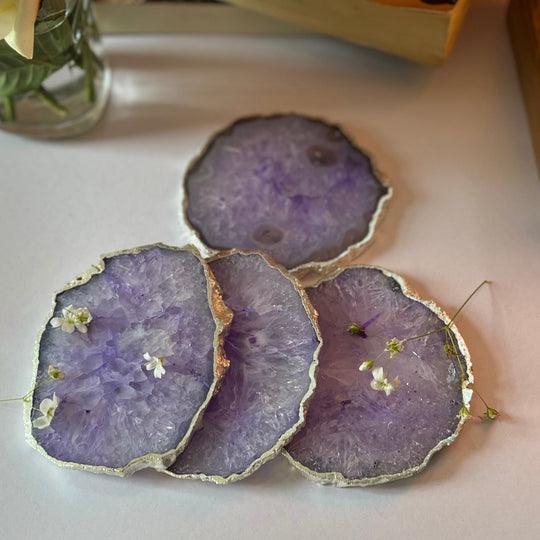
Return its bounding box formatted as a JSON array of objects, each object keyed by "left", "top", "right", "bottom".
[
  {"left": 166, "top": 250, "right": 321, "bottom": 483},
  {"left": 25, "top": 244, "right": 232, "bottom": 476},
  {"left": 183, "top": 114, "right": 391, "bottom": 272},
  {"left": 284, "top": 266, "right": 473, "bottom": 486}
]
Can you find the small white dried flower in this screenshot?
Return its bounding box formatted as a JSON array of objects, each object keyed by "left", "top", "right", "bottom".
[
  {"left": 462, "top": 387, "right": 473, "bottom": 404},
  {"left": 50, "top": 305, "right": 92, "bottom": 334},
  {"left": 32, "top": 393, "right": 59, "bottom": 430},
  {"left": 385, "top": 338, "right": 405, "bottom": 358},
  {"left": 359, "top": 359, "right": 374, "bottom": 372},
  {"left": 47, "top": 365, "right": 64, "bottom": 380},
  {"left": 143, "top": 352, "right": 166, "bottom": 379},
  {"left": 370, "top": 366, "right": 400, "bottom": 396}
]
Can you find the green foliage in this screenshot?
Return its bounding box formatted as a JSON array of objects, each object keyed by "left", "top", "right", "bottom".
[
  {"left": 0, "top": 9, "right": 74, "bottom": 98},
  {"left": 35, "top": 0, "right": 68, "bottom": 34},
  {"left": 0, "top": 61, "right": 52, "bottom": 98}
]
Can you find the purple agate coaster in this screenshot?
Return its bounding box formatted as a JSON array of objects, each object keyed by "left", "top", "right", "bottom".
[
  {"left": 167, "top": 251, "right": 321, "bottom": 483},
  {"left": 284, "top": 266, "right": 472, "bottom": 486},
  {"left": 184, "top": 114, "right": 391, "bottom": 271},
  {"left": 25, "top": 244, "right": 231, "bottom": 476}
]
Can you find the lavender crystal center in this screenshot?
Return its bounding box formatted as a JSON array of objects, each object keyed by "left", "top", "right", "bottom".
[
  {"left": 185, "top": 114, "right": 389, "bottom": 269},
  {"left": 30, "top": 246, "right": 219, "bottom": 470},
  {"left": 286, "top": 267, "right": 467, "bottom": 481}
]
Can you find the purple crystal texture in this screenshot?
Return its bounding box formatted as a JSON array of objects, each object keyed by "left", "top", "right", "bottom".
[
  {"left": 30, "top": 246, "right": 220, "bottom": 471},
  {"left": 185, "top": 114, "right": 389, "bottom": 269},
  {"left": 286, "top": 267, "right": 467, "bottom": 483},
  {"left": 168, "top": 252, "right": 319, "bottom": 481}
]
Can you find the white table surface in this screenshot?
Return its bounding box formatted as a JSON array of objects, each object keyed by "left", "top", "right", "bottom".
[{"left": 1, "top": 1, "right": 539, "bottom": 538}]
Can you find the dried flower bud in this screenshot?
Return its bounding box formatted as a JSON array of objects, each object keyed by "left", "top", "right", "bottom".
[
  {"left": 47, "top": 365, "right": 64, "bottom": 380},
  {"left": 444, "top": 342, "right": 457, "bottom": 356},
  {"left": 359, "top": 360, "right": 374, "bottom": 371},
  {"left": 347, "top": 323, "right": 367, "bottom": 337},
  {"left": 385, "top": 338, "right": 404, "bottom": 358},
  {"left": 484, "top": 407, "right": 499, "bottom": 421},
  {"left": 458, "top": 405, "right": 470, "bottom": 419}
]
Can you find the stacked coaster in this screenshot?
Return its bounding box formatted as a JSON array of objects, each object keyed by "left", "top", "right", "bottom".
[
  {"left": 26, "top": 245, "right": 321, "bottom": 481},
  {"left": 25, "top": 115, "right": 473, "bottom": 486},
  {"left": 167, "top": 250, "right": 320, "bottom": 483},
  {"left": 26, "top": 245, "right": 232, "bottom": 475}
]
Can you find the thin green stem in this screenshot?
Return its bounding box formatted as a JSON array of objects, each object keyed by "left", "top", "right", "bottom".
[
  {"left": 88, "top": 45, "right": 104, "bottom": 72},
  {"left": 35, "top": 86, "right": 68, "bottom": 117},
  {"left": 3, "top": 96, "right": 15, "bottom": 122},
  {"left": 473, "top": 389, "right": 490, "bottom": 408},
  {"left": 360, "top": 280, "right": 492, "bottom": 370},
  {"left": 447, "top": 280, "right": 491, "bottom": 328},
  {"left": 0, "top": 388, "right": 32, "bottom": 404},
  {"left": 0, "top": 378, "right": 47, "bottom": 405},
  {"left": 446, "top": 327, "right": 466, "bottom": 381},
  {"left": 81, "top": 39, "right": 95, "bottom": 104},
  {"left": 0, "top": 396, "right": 25, "bottom": 403},
  {"left": 401, "top": 280, "right": 491, "bottom": 345},
  {"left": 445, "top": 328, "right": 498, "bottom": 417},
  {"left": 403, "top": 327, "right": 443, "bottom": 344}
]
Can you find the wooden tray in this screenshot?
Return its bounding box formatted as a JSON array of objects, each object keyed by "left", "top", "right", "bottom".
[{"left": 95, "top": 0, "right": 471, "bottom": 64}]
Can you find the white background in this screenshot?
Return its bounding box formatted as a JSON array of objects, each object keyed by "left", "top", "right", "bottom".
[{"left": 1, "top": 1, "right": 539, "bottom": 538}]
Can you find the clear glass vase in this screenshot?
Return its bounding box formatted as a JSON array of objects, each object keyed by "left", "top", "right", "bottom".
[{"left": 0, "top": 0, "right": 111, "bottom": 139}]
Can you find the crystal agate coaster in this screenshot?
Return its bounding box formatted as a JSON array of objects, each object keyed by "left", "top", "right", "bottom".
[
  {"left": 25, "top": 244, "right": 232, "bottom": 476},
  {"left": 284, "top": 266, "right": 472, "bottom": 486},
  {"left": 184, "top": 114, "right": 391, "bottom": 271},
  {"left": 167, "top": 251, "right": 321, "bottom": 483}
]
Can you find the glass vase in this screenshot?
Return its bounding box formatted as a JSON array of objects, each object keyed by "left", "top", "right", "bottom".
[{"left": 0, "top": 0, "right": 111, "bottom": 139}]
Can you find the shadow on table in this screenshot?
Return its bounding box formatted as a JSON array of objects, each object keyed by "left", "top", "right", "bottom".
[
  {"left": 83, "top": 101, "right": 223, "bottom": 141},
  {"left": 102, "top": 35, "right": 431, "bottom": 82},
  {"left": 79, "top": 38, "right": 432, "bottom": 142}
]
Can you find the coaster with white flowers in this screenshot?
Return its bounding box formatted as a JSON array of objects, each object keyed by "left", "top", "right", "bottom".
[
  {"left": 24, "top": 244, "right": 232, "bottom": 476},
  {"left": 284, "top": 265, "right": 474, "bottom": 487}
]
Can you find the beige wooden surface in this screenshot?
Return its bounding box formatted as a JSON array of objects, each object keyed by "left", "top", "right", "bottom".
[
  {"left": 95, "top": 3, "right": 309, "bottom": 35},
  {"left": 226, "top": 0, "right": 471, "bottom": 63},
  {"left": 96, "top": 0, "right": 470, "bottom": 64}
]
